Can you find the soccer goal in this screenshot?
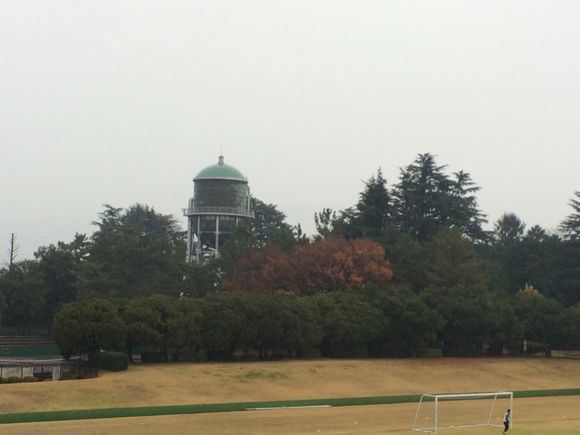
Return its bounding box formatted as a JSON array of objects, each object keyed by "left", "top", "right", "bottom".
[{"left": 411, "top": 391, "right": 513, "bottom": 433}]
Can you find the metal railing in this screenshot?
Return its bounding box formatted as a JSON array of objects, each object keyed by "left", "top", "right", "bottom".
[
  {"left": 183, "top": 206, "right": 254, "bottom": 217},
  {"left": 0, "top": 357, "right": 98, "bottom": 382}
]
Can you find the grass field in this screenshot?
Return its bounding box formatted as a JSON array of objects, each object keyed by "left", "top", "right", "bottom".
[
  {"left": 0, "top": 358, "right": 579, "bottom": 433},
  {"left": 1, "top": 397, "right": 579, "bottom": 434},
  {"left": 1, "top": 357, "right": 579, "bottom": 413}
]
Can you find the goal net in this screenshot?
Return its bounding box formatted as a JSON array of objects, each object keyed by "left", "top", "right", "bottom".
[{"left": 412, "top": 391, "right": 513, "bottom": 433}]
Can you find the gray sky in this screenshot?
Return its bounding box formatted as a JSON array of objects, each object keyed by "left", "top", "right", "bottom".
[{"left": 1, "top": 0, "right": 579, "bottom": 260}]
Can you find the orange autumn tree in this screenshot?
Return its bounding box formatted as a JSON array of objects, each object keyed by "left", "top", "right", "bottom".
[{"left": 223, "top": 238, "right": 393, "bottom": 294}]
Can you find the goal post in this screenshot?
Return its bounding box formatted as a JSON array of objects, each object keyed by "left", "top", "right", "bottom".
[{"left": 412, "top": 391, "right": 513, "bottom": 433}]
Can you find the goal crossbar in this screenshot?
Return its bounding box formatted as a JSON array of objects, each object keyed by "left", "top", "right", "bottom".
[
  {"left": 419, "top": 391, "right": 512, "bottom": 399},
  {"left": 412, "top": 391, "right": 513, "bottom": 433}
]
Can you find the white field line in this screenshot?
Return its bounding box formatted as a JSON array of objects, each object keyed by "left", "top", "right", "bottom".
[{"left": 245, "top": 405, "right": 332, "bottom": 411}]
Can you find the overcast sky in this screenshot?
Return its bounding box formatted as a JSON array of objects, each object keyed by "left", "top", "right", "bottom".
[{"left": 1, "top": 0, "right": 579, "bottom": 260}]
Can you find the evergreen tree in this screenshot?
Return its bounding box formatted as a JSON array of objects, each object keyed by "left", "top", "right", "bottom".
[
  {"left": 34, "top": 233, "right": 90, "bottom": 323},
  {"left": 312, "top": 292, "right": 385, "bottom": 357},
  {"left": 0, "top": 260, "right": 49, "bottom": 331},
  {"left": 314, "top": 208, "right": 339, "bottom": 240},
  {"left": 370, "top": 287, "right": 440, "bottom": 357},
  {"left": 494, "top": 212, "right": 526, "bottom": 244},
  {"left": 393, "top": 153, "right": 449, "bottom": 241},
  {"left": 52, "top": 298, "right": 126, "bottom": 358},
  {"left": 314, "top": 207, "right": 360, "bottom": 239},
  {"left": 251, "top": 198, "right": 302, "bottom": 249},
  {"left": 515, "top": 287, "right": 577, "bottom": 355},
  {"left": 354, "top": 168, "right": 391, "bottom": 238},
  {"left": 426, "top": 229, "right": 491, "bottom": 294},
  {"left": 314, "top": 168, "right": 390, "bottom": 241},
  {"left": 392, "top": 154, "right": 485, "bottom": 242},
  {"left": 488, "top": 213, "right": 527, "bottom": 293},
  {"left": 448, "top": 171, "right": 488, "bottom": 241},
  {"left": 557, "top": 239, "right": 580, "bottom": 306},
  {"left": 518, "top": 226, "right": 563, "bottom": 302},
  {"left": 83, "top": 204, "right": 186, "bottom": 298},
  {"left": 560, "top": 191, "right": 580, "bottom": 240}
]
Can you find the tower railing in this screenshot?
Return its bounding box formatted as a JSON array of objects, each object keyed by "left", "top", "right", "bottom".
[{"left": 183, "top": 206, "right": 254, "bottom": 217}]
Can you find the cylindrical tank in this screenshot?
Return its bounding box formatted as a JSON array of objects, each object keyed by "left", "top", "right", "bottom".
[{"left": 184, "top": 156, "right": 253, "bottom": 263}]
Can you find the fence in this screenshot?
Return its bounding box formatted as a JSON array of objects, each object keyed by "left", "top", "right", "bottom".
[
  {"left": 0, "top": 357, "right": 98, "bottom": 383},
  {"left": 551, "top": 350, "right": 580, "bottom": 359}
]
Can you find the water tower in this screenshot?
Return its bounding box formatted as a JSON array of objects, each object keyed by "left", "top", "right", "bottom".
[{"left": 184, "top": 156, "right": 254, "bottom": 263}]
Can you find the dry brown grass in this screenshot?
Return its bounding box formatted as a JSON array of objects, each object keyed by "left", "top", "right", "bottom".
[
  {"left": 0, "top": 357, "right": 579, "bottom": 414},
  {"left": 1, "top": 397, "right": 580, "bottom": 434}
]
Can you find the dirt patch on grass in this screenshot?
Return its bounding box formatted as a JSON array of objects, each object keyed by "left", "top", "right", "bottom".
[{"left": 234, "top": 369, "right": 288, "bottom": 383}]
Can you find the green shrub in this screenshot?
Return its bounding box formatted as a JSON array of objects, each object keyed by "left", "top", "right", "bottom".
[
  {"left": 419, "top": 348, "right": 443, "bottom": 357},
  {"left": 22, "top": 376, "right": 39, "bottom": 383},
  {"left": 506, "top": 341, "right": 523, "bottom": 355},
  {"left": 195, "top": 351, "right": 208, "bottom": 363},
  {"left": 141, "top": 351, "right": 164, "bottom": 363},
  {"left": 60, "top": 372, "right": 74, "bottom": 380},
  {"left": 4, "top": 376, "right": 22, "bottom": 384},
  {"left": 300, "top": 349, "right": 321, "bottom": 359},
  {"left": 171, "top": 351, "right": 203, "bottom": 363},
  {"left": 90, "top": 351, "right": 129, "bottom": 372},
  {"left": 525, "top": 341, "right": 547, "bottom": 354}
]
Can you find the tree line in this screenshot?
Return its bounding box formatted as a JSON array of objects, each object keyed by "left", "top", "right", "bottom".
[
  {"left": 52, "top": 286, "right": 580, "bottom": 361},
  {"left": 1, "top": 153, "right": 579, "bottom": 359}
]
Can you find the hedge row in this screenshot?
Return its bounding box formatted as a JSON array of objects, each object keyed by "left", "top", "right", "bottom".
[{"left": 89, "top": 351, "right": 129, "bottom": 372}]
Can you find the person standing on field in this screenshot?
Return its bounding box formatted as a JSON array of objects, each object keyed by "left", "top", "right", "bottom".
[{"left": 503, "top": 408, "right": 511, "bottom": 433}]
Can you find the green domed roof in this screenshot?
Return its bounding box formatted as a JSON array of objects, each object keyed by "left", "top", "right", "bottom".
[{"left": 195, "top": 156, "right": 247, "bottom": 181}]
